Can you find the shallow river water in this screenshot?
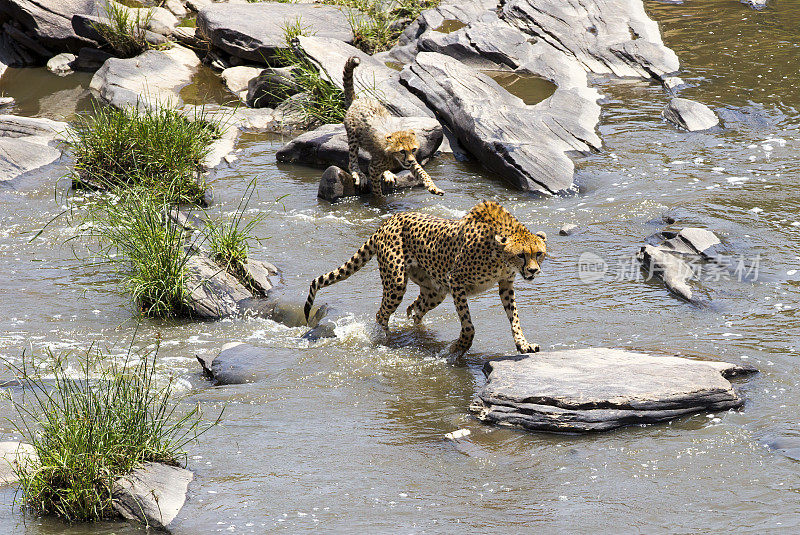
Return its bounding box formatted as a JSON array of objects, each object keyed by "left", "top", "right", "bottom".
[{"left": 1, "top": 1, "right": 800, "bottom": 533}]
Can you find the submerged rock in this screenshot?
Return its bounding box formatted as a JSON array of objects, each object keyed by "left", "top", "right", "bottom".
[
  {"left": 559, "top": 223, "right": 578, "bottom": 236},
  {"left": 112, "top": 462, "right": 192, "bottom": 530},
  {"left": 197, "top": 342, "right": 274, "bottom": 385},
  {"left": 663, "top": 98, "right": 719, "bottom": 131},
  {"left": 638, "top": 227, "right": 724, "bottom": 303},
  {"left": 0, "top": 115, "right": 67, "bottom": 182},
  {"left": 276, "top": 117, "right": 442, "bottom": 171},
  {"left": 197, "top": 3, "right": 354, "bottom": 64},
  {"left": 637, "top": 244, "right": 697, "bottom": 303},
  {"left": 90, "top": 45, "right": 200, "bottom": 110},
  {"left": 471, "top": 348, "right": 756, "bottom": 433}
]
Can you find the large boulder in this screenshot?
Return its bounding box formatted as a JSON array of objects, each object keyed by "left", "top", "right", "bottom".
[
  {"left": 296, "top": 35, "right": 433, "bottom": 118},
  {"left": 501, "top": 0, "right": 680, "bottom": 80},
  {"left": 112, "top": 462, "right": 192, "bottom": 530},
  {"left": 276, "top": 117, "right": 443, "bottom": 171},
  {"left": 0, "top": 0, "right": 98, "bottom": 59},
  {"left": 471, "top": 348, "right": 756, "bottom": 433},
  {"left": 89, "top": 45, "right": 201, "bottom": 110},
  {"left": 196, "top": 3, "right": 354, "bottom": 64},
  {"left": 401, "top": 52, "right": 599, "bottom": 194},
  {"left": 663, "top": 97, "right": 720, "bottom": 131},
  {"left": 0, "top": 115, "right": 68, "bottom": 182}
]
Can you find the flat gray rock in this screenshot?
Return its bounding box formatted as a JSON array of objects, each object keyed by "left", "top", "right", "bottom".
[
  {"left": 663, "top": 97, "right": 720, "bottom": 131},
  {"left": 112, "top": 462, "right": 192, "bottom": 530},
  {"left": 198, "top": 342, "right": 274, "bottom": 385},
  {"left": 0, "top": 441, "right": 36, "bottom": 486},
  {"left": 472, "top": 348, "right": 756, "bottom": 433},
  {"left": 501, "top": 0, "right": 679, "bottom": 80},
  {"left": 401, "top": 52, "right": 599, "bottom": 194},
  {"left": 0, "top": 115, "right": 68, "bottom": 182},
  {"left": 276, "top": 117, "right": 442, "bottom": 171},
  {"left": 197, "top": 3, "right": 354, "bottom": 64},
  {"left": 90, "top": 45, "right": 200, "bottom": 110},
  {"left": 296, "top": 35, "right": 432, "bottom": 118}
]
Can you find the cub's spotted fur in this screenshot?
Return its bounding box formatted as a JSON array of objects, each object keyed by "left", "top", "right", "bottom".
[
  {"left": 343, "top": 56, "right": 444, "bottom": 198},
  {"left": 304, "top": 201, "right": 547, "bottom": 355}
]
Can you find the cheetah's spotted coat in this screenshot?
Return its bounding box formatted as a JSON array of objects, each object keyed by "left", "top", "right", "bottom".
[
  {"left": 342, "top": 56, "right": 444, "bottom": 198},
  {"left": 304, "top": 201, "right": 547, "bottom": 355}
]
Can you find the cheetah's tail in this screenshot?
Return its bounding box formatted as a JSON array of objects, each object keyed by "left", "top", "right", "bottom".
[
  {"left": 304, "top": 234, "right": 376, "bottom": 324},
  {"left": 409, "top": 159, "right": 445, "bottom": 196},
  {"left": 343, "top": 56, "right": 360, "bottom": 108}
]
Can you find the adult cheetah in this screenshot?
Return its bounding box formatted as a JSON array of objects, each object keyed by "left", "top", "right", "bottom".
[{"left": 304, "top": 201, "right": 547, "bottom": 355}]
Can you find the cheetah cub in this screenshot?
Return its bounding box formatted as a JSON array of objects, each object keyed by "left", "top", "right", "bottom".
[{"left": 343, "top": 56, "right": 444, "bottom": 198}]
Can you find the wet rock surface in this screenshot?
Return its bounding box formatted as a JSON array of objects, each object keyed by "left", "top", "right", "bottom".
[
  {"left": 198, "top": 342, "right": 277, "bottom": 385},
  {"left": 317, "top": 165, "right": 423, "bottom": 202},
  {"left": 276, "top": 117, "right": 442, "bottom": 171},
  {"left": 90, "top": 45, "right": 201, "bottom": 110},
  {"left": 663, "top": 97, "right": 720, "bottom": 131},
  {"left": 112, "top": 462, "right": 193, "bottom": 530},
  {"left": 184, "top": 253, "right": 257, "bottom": 319},
  {"left": 472, "top": 348, "right": 756, "bottom": 433},
  {"left": 0, "top": 115, "right": 67, "bottom": 182},
  {"left": 197, "top": 3, "right": 354, "bottom": 64},
  {"left": 638, "top": 227, "right": 724, "bottom": 303},
  {"left": 401, "top": 52, "right": 599, "bottom": 194}
]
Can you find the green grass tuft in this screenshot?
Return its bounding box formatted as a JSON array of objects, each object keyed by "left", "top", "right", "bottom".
[
  {"left": 70, "top": 103, "right": 221, "bottom": 206},
  {"left": 5, "top": 344, "right": 218, "bottom": 522},
  {"left": 93, "top": 0, "right": 157, "bottom": 58},
  {"left": 86, "top": 188, "right": 196, "bottom": 317}
]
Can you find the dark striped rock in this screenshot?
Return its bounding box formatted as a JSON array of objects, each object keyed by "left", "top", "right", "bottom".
[{"left": 472, "top": 348, "right": 756, "bottom": 433}]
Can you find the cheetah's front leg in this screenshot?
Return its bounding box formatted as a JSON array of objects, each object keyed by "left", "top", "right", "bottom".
[
  {"left": 498, "top": 279, "right": 539, "bottom": 354},
  {"left": 381, "top": 170, "right": 397, "bottom": 189},
  {"left": 449, "top": 284, "right": 475, "bottom": 356}
]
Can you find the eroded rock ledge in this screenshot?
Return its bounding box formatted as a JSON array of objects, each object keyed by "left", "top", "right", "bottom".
[{"left": 471, "top": 348, "right": 756, "bottom": 433}]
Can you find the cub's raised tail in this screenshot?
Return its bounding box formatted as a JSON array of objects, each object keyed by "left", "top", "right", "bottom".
[
  {"left": 343, "top": 56, "right": 360, "bottom": 108},
  {"left": 304, "top": 234, "right": 376, "bottom": 323}
]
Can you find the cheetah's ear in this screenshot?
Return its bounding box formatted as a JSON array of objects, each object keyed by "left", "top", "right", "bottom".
[
  {"left": 494, "top": 234, "right": 508, "bottom": 246},
  {"left": 535, "top": 231, "right": 547, "bottom": 242}
]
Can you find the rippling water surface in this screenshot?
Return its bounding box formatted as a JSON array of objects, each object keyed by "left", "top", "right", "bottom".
[{"left": 1, "top": 1, "right": 800, "bottom": 532}]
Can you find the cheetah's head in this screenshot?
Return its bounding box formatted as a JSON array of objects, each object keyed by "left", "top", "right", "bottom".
[
  {"left": 385, "top": 130, "right": 419, "bottom": 169},
  {"left": 495, "top": 231, "right": 547, "bottom": 281}
]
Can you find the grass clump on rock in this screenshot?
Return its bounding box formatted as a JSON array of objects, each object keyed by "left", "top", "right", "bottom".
[
  {"left": 87, "top": 188, "right": 196, "bottom": 317},
  {"left": 325, "top": 0, "right": 440, "bottom": 54},
  {"left": 6, "top": 345, "right": 215, "bottom": 522},
  {"left": 272, "top": 23, "right": 346, "bottom": 125},
  {"left": 93, "top": 0, "right": 157, "bottom": 58},
  {"left": 70, "top": 103, "right": 221, "bottom": 205}
]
